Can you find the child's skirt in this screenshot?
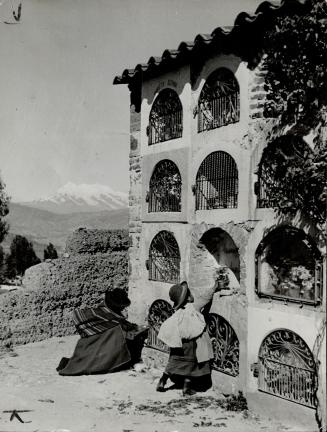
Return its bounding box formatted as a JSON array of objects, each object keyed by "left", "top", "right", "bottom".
[{"left": 165, "top": 337, "right": 212, "bottom": 391}]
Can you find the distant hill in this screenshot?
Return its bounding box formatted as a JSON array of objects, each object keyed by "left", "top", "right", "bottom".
[
  {"left": 21, "top": 182, "right": 128, "bottom": 214},
  {"left": 2, "top": 203, "right": 129, "bottom": 257}
]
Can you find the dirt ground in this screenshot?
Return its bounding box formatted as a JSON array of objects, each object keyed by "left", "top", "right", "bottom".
[{"left": 0, "top": 336, "right": 314, "bottom": 432}]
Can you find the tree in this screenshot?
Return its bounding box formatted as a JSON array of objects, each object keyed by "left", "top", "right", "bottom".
[
  {"left": 5, "top": 235, "right": 41, "bottom": 278},
  {"left": 0, "top": 174, "right": 10, "bottom": 244},
  {"left": 44, "top": 243, "right": 58, "bottom": 260},
  {"left": 0, "top": 174, "right": 10, "bottom": 283},
  {"left": 0, "top": 246, "right": 5, "bottom": 283},
  {"left": 262, "top": 4, "right": 327, "bottom": 429},
  {"left": 262, "top": 0, "right": 327, "bottom": 235}
]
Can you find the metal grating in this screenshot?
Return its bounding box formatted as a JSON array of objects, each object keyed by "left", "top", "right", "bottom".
[
  {"left": 146, "top": 299, "right": 174, "bottom": 352},
  {"left": 146, "top": 305, "right": 241, "bottom": 373},
  {"left": 207, "top": 313, "right": 239, "bottom": 376},
  {"left": 148, "top": 89, "right": 183, "bottom": 145},
  {"left": 195, "top": 151, "right": 238, "bottom": 210},
  {"left": 148, "top": 160, "right": 181, "bottom": 212},
  {"left": 149, "top": 231, "right": 180, "bottom": 283},
  {"left": 198, "top": 68, "right": 240, "bottom": 132},
  {"left": 256, "top": 159, "right": 279, "bottom": 208},
  {"left": 258, "top": 330, "right": 317, "bottom": 408}
]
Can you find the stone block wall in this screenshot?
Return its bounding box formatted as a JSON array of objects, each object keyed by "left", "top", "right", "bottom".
[
  {"left": 249, "top": 57, "right": 267, "bottom": 121},
  {"left": 0, "top": 229, "right": 129, "bottom": 350},
  {"left": 128, "top": 104, "right": 144, "bottom": 323}
]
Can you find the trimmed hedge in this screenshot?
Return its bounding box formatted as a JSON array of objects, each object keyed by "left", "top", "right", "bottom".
[
  {"left": 0, "top": 229, "right": 129, "bottom": 349},
  {"left": 65, "top": 228, "right": 129, "bottom": 255}
]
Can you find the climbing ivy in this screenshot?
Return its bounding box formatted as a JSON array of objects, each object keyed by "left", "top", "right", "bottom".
[{"left": 262, "top": 0, "right": 327, "bottom": 235}]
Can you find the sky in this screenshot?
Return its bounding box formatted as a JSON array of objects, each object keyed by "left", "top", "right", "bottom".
[{"left": 0, "top": 0, "right": 265, "bottom": 202}]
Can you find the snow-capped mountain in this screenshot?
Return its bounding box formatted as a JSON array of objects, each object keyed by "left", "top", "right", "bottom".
[{"left": 21, "top": 182, "right": 128, "bottom": 214}]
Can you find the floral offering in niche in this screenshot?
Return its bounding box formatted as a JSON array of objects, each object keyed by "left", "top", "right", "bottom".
[{"left": 256, "top": 227, "right": 321, "bottom": 303}]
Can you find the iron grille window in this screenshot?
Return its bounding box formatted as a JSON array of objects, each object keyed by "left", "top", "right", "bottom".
[
  {"left": 149, "top": 231, "right": 180, "bottom": 283},
  {"left": 195, "top": 151, "right": 238, "bottom": 210},
  {"left": 146, "top": 299, "right": 174, "bottom": 352},
  {"left": 256, "top": 136, "right": 312, "bottom": 208},
  {"left": 256, "top": 162, "right": 279, "bottom": 208},
  {"left": 198, "top": 68, "right": 240, "bottom": 132},
  {"left": 148, "top": 89, "right": 183, "bottom": 145},
  {"left": 207, "top": 313, "right": 239, "bottom": 376},
  {"left": 255, "top": 226, "right": 323, "bottom": 305},
  {"left": 258, "top": 330, "right": 317, "bottom": 408},
  {"left": 148, "top": 159, "right": 181, "bottom": 212}
]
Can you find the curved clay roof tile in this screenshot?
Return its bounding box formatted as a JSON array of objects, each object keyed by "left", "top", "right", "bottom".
[
  {"left": 148, "top": 56, "right": 162, "bottom": 65},
  {"left": 210, "top": 25, "right": 233, "bottom": 39},
  {"left": 163, "top": 49, "right": 179, "bottom": 59},
  {"left": 177, "top": 41, "right": 195, "bottom": 51},
  {"left": 122, "top": 69, "right": 134, "bottom": 78},
  {"left": 234, "top": 11, "right": 258, "bottom": 26},
  {"left": 195, "top": 33, "right": 212, "bottom": 42},
  {"left": 193, "top": 34, "right": 213, "bottom": 49},
  {"left": 255, "top": 0, "right": 284, "bottom": 14}
]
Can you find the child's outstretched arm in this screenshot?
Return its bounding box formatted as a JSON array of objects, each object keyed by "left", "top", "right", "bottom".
[
  {"left": 200, "top": 279, "right": 232, "bottom": 318},
  {"left": 200, "top": 279, "right": 220, "bottom": 318}
]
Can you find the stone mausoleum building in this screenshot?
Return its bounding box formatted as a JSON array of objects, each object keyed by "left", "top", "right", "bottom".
[{"left": 114, "top": 0, "right": 326, "bottom": 427}]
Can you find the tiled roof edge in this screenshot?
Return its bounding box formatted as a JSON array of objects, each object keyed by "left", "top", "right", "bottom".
[{"left": 113, "top": 0, "right": 308, "bottom": 85}]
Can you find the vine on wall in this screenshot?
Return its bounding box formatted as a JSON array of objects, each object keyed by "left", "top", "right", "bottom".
[{"left": 262, "top": 0, "right": 327, "bottom": 236}]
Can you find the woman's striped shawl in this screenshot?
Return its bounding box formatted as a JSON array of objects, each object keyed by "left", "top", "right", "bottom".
[{"left": 73, "top": 305, "right": 125, "bottom": 338}]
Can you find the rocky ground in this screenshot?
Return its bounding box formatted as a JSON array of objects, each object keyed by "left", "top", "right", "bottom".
[{"left": 0, "top": 336, "right": 314, "bottom": 432}]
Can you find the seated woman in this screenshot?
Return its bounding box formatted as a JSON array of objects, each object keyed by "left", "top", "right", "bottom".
[{"left": 56, "top": 288, "right": 148, "bottom": 376}]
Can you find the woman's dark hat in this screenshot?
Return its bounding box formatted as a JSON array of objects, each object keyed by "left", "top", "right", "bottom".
[
  {"left": 169, "top": 281, "right": 189, "bottom": 310},
  {"left": 105, "top": 288, "right": 131, "bottom": 310}
]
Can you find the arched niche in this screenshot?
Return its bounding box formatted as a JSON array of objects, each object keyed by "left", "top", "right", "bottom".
[
  {"left": 255, "top": 135, "right": 312, "bottom": 208},
  {"left": 207, "top": 313, "right": 240, "bottom": 376},
  {"left": 255, "top": 225, "right": 323, "bottom": 304},
  {"left": 258, "top": 329, "right": 317, "bottom": 408},
  {"left": 147, "top": 299, "right": 173, "bottom": 353},
  {"left": 148, "top": 88, "right": 183, "bottom": 145},
  {"left": 148, "top": 159, "right": 181, "bottom": 213},
  {"left": 148, "top": 230, "right": 181, "bottom": 284},
  {"left": 195, "top": 151, "right": 239, "bottom": 210},
  {"left": 198, "top": 67, "right": 240, "bottom": 132},
  {"left": 201, "top": 227, "right": 241, "bottom": 284}
]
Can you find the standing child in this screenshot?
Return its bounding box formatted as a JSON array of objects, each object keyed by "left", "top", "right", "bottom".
[{"left": 156, "top": 281, "right": 215, "bottom": 396}]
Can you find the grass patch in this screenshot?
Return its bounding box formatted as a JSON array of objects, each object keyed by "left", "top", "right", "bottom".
[{"left": 135, "top": 392, "right": 248, "bottom": 417}]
